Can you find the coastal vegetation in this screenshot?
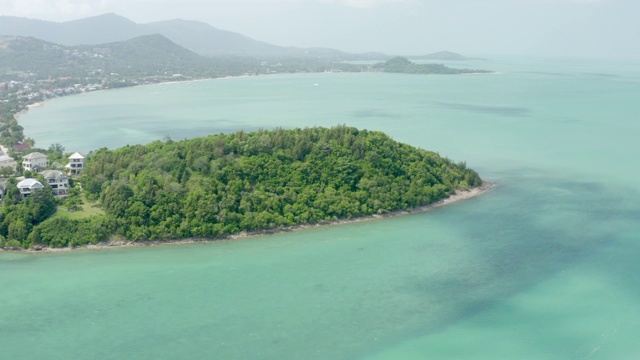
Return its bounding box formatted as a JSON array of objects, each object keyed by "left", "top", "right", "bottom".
[
  {"left": 373, "top": 57, "right": 490, "bottom": 75},
  {"left": 0, "top": 126, "right": 482, "bottom": 249}
]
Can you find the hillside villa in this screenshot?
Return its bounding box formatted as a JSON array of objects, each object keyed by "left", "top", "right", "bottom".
[
  {"left": 0, "top": 150, "right": 83, "bottom": 202},
  {"left": 40, "top": 170, "right": 69, "bottom": 197},
  {"left": 22, "top": 152, "right": 49, "bottom": 172},
  {"left": 66, "top": 152, "right": 85, "bottom": 175},
  {"left": 16, "top": 178, "right": 44, "bottom": 198}
]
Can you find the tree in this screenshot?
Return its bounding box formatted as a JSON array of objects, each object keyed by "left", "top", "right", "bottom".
[
  {"left": 47, "top": 143, "right": 66, "bottom": 162},
  {"left": 0, "top": 166, "right": 14, "bottom": 177},
  {"left": 8, "top": 219, "right": 30, "bottom": 242},
  {"left": 48, "top": 143, "right": 65, "bottom": 154}
]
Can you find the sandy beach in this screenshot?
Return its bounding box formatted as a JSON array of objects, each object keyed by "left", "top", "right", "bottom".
[{"left": 12, "top": 181, "right": 495, "bottom": 253}]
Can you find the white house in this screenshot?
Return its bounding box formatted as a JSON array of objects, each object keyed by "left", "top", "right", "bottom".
[
  {"left": 66, "top": 152, "right": 85, "bottom": 175},
  {"left": 16, "top": 178, "right": 45, "bottom": 198},
  {"left": 0, "top": 153, "right": 17, "bottom": 170},
  {"left": 22, "top": 152, "right": 49, "bottom": 172},
  {"left": 40, "top": 170, "right": 70, "bottom": 197}
]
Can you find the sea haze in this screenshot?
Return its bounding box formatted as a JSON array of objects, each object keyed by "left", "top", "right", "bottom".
[{"left": 5, "top": 57, "right": 640, "bottom": 359}]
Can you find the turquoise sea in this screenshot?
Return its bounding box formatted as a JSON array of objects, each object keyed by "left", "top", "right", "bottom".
[{"left": 4, "top": 57, "right": 640, "bottom": 359}]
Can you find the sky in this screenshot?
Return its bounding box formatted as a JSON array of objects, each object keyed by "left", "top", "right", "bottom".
[{"left": 1, "top": 0, "right": 639, "bottom": 59}]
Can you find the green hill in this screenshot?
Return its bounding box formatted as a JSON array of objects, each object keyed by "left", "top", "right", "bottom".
[
  {"left": 0, "top": 126, "right": 483, "bottom": 249},
  {"left": 373, "top": 56, "right": 491, "bottom": 75},
  {"left": 0, "top": 34, "right": 214, "bottom": 78},
  {"left": 0, "top": 13, "right": 387, "bottom": 60}
]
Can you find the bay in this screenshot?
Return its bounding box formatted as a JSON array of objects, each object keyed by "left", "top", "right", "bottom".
[{"left": 4, "top": 57, "right": 640, "bottom": 359}]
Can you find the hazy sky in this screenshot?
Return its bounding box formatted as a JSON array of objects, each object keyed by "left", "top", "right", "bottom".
[{"left": 1, "top": 0, "right": 639, "bottom": 58}]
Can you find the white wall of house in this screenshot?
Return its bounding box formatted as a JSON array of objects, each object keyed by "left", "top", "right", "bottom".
[
  {"left": 17, "top": 178, "right": 45, "bottom": 198},
  {"left": 22, "top": 152, "right": 49, "bottom": 171},
  {"left": 41, "top": 170, "right": 70, "bottom": 197},
  {"left": 66, "top": 152, "right": 85, "bottom": 175}
]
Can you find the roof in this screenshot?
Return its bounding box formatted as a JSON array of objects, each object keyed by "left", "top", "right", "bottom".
[
  {"left": 14, "top": 143, "right": 31, "bottom": 151},
  {"left": 22, "top": 152, "right": 48, "bottom": 160},
  {"left": 68, "top": 152, "right": 85, "bottom": 160},
  {"left": 0, "top": 154, "right": 16, "bottom": 162},
  {"left": 40, "top": 170, "right": 67, "bottom": 179},
  {"left": 17, "top": 178, "right": 44, "bottom": 190}
]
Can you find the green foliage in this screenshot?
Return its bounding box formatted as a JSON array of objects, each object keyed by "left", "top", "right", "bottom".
[
  {"left": 0, "top": 115, "right": 25, "bottom": 148},
  {"left": 28, "top": 216, "right": 120, "bottom": 248},
  {"left": 47, "top": 143, "right": 66, "bottom": 163},
  {"left": 0, "top": 166, "right": 14, "bottom": 177},
  {"left": 0, "top": 184, "right": 57, "bottom": 247},
  {"left": 60, "top": 185, "right": 83, "bottom": 212},
  {"left": 82, "top": 126, "right": 482, "bottom": 242},
  {"left": 0, "top": 126, "right": 481, "bottom": 249}
]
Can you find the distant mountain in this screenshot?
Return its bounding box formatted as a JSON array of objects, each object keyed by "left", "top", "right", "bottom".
[
  {"left": 412, "top": 51, "right": 485, "bottom": 61},
  {"left": 0, "top": 13, "right": 145, "bottom": 47},
  {"left": 0, "top": 34, "right": 371, "bottom": 82},
  {"left": 142, "top": 18, "right": 288, "bottom": 57},
  {"left": 0, "top": 13, "right": 386, "bottom": 60},
  {"left": 0, "top": 34, "right": 212, "bottom": 78}
]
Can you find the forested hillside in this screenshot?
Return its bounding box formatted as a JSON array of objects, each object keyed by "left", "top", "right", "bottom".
[
  {"left": 0, "top": 126, "right": 482, "bottom": 249},
  {"left": 0, "top": 13, "right": 389, "bottom": 59},
  {"left": 83, "top": 126, "right": 481, "bottom": 241},
  {"left": 0, "top": 35, "right": 212, "bottom": 78}
]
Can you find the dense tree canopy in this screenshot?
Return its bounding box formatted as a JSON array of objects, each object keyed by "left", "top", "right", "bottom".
[
  {"left": 0, "top": 177, "right": 57, "bottom": 248},
  {"left": 81, "top": 126, "right": 481, "bottom": 242},
  {"left": 0, "top": 126, "right": 482, "bottom": 249}
]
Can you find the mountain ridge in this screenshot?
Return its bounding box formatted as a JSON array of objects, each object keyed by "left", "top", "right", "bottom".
[
  {"left": 0, "top": 14, "right": 479, "bottom": 61},
  {"left": 0, "top": 34, "right": 212, "bottom": 78},
  {"left": 0, "top": 13, "right": 369, "bottom": 59}
]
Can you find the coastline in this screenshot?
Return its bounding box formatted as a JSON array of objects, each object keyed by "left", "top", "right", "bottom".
[
  {"left": 27, "top": 101, "right": 45, "bottom": 109},
  {"left": 12, "top": 75, "right": 266, "bottom": 125},
  {"left": 10, "top": 181, "right": 495, "bottom": 254}
]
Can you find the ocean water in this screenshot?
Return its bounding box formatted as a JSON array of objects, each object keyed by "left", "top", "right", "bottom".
[{"left": 4, "top": 57, "right": 640, "bottom": 359}]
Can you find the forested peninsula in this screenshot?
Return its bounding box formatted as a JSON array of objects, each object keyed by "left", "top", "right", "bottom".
[
  {"left": 0, "top": 126, "right": 483, "bottom": 250},
  {"left": 373, "top": 57, "right": 491, "bottom": 75}
]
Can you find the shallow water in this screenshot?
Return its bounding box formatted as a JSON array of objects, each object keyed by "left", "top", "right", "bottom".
[{"left": 5, "top": 57, "right": 640, "bottom": 359}]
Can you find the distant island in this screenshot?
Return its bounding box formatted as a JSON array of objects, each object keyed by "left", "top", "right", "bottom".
[
  {"left": 412, "top": 51, "right": 485, "bottom": 61},
  {"left": 373, "top": 57, "right": 492, "bottom": 75},
  {"left": 0, "top": 126, "right": 485, "bottom": 250}
]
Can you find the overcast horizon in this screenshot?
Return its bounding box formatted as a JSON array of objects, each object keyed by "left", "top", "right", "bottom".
[{"left": 1, "top": 0, "right": 639, "bottom": 59}]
